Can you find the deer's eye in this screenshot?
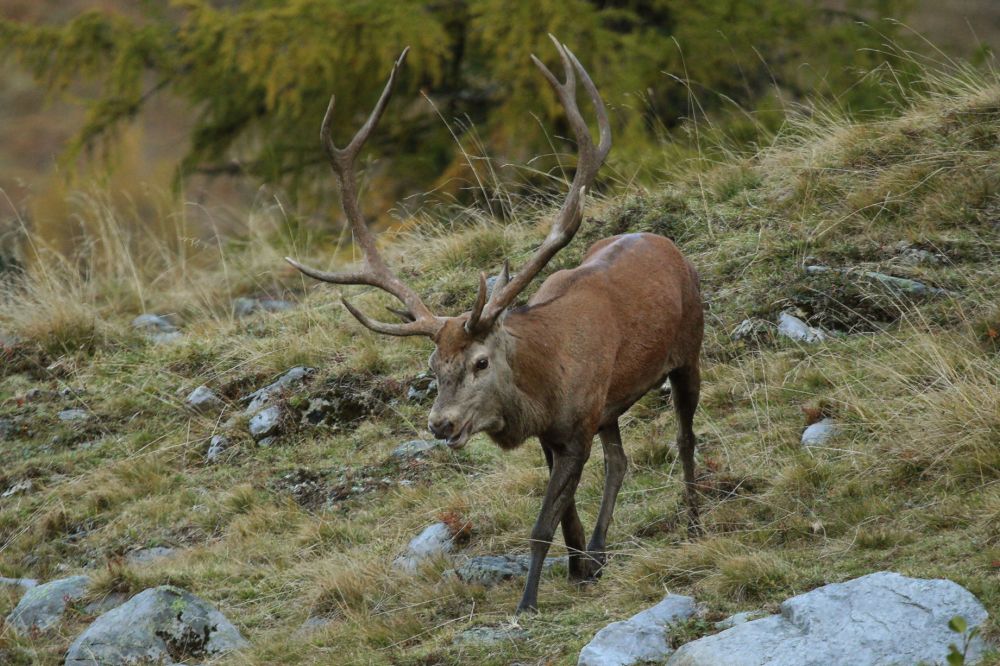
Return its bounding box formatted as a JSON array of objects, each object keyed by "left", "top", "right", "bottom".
[{"left": 474, "top": 357, "right": 489, "bottom": 372}]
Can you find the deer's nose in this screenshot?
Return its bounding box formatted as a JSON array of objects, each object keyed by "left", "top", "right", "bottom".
[{"left": 428, "top": 415, "right": 454, "bottom": 440}]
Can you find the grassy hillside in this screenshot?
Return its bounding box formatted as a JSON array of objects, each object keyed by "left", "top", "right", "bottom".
[{"left": 1, "top": 65, "right": 999, "bottom": 664}]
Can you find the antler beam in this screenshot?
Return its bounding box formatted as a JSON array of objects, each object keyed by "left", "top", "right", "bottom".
[
  {"left": 466, "top": 34, "right": 612, "bottom": 334},
  {"left": 285, "top": 47, "right": 443, "bottom": 338}
]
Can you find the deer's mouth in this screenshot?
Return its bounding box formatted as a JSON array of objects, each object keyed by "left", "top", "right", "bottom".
[{"left": 446, "top": 421, "right": 472, "bottom": 449}]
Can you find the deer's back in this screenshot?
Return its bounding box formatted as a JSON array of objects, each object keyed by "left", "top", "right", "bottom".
[{"left": 511, "top": 232, "right": 703, "bottom": 431}]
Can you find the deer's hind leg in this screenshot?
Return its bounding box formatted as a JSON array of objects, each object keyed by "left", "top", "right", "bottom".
[{"left": 669, "top": 363, "right": 702, "bottom": 536}]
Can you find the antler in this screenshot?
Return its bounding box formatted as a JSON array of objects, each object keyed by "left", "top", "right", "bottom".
[
  {"left": 466, "top": 34, "right": 612, "bottom": 334},
  {"left": 285, "top": 48, "right": 444, "bottom": 337}
]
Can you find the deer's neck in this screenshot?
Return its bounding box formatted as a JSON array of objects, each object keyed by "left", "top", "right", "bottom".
[{"left": 485, "top": 310, "right": 562, "bottom": 449}]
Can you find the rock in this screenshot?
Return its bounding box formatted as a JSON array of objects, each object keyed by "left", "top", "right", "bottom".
[
  {"left": 132, "top": 314, "right": 182, "bottom": 344},
  {"left": 300, "top": 398, "right": 333, "bottom": 425},
  {"left": 233, "top": 297, "right": 295, "bottom": 318},
  {"left": 126, "top": 547, "right": 178, "bottom": 566},
  {"left": 391, "top": 439, "right": 444, "bottom": 460},
  {"left": 249, "top": 405, "right": 283, "bottom": 440},
  {"left": 862, "top": 270, "right": 951, "bottom": 297},
  {"left": 801, "top": 418, "right": 840, "bottom": 447},
  {"left": 185, "top": 385, "right": 224, "bottom": 414},
  {"left": 455, "top": 626, "right": 528, "bottom": 645},
  {"left": 131, "top": 313, "right": 177, "bottom": 333},
  {"left": 257, "top": 436, "right": 278, "bottom": 448},
  {"left": 244, "top": 366, "right": 315, "bottom": 414},
  {"left": 668, "top": 572, "right": 989, "bottom": 666},
  {"left": 1, "top": 480, "right": 32, "bottom": 498},
  {"left": 0, "top": 576, "right": 38, "bottom": 590},
  {"left": 296, "top": 615, "right": 334, "bottom": 636},
  {"left": 394, "top": 523, "right": 455, "bottom": 572},
  {"left": 899, "top": 248, "right": 941, "bottom": 266},
  {"left": 250, "top": 405, "right": 282, "bottom": 441},
  {"left": 448, "top": 554, "right": 568, "bottom": 587},
  {"left": 6, "top": 575, "right": 90, "bottom": 631},
  {"left": 24, "top": 388, "right": 46, "bottom": 402},
  {"left": 713, "top": 610, "right": 768, "bottom": 630},
  {"left": 579, "top": 594, "right": 696, "bottom": 666},
  {"left": 730, "top": 318, "right": 772, "bottom": 344},
  {"left": 206, "top": 435, "right": 230, "bottom": 462},
  {"left": 58, "top": 409, "right": 90, "bottom": 422},
  {"left": 64, "top": 585, "right": 248, "bottom": 665},
  {"left": 407, "top": 373, "right": 438, "bottom": 402},
  {"left": 777, "top": 313, "right": 826, "bottom": 343},
  {"left": 804, "top": 264, "right": 832, "bottom": 274}
]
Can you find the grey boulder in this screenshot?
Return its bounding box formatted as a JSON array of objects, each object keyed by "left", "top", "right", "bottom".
[
  {"left": 64, "top": 585, "right": 248, "bottom": 665},
  {"left": 578, "top": 594, "right": 696, "bottom": 666},
  {"left": 206, "top": 434, "right": 230, "bottom": 462},
  {"left": 668, "top": 572, "right": 989, "bottom": 666},
  {"left": 7, "top": 574, "right": 90, "bottom": 631}
]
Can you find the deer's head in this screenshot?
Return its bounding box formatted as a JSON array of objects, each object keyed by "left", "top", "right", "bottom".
[{"left": 286, "top": 37, "right": 610, "bottom": 449}]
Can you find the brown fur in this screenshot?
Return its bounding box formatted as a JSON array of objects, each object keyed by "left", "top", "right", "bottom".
[{"left": 428, "top": 232, "right": 704, "bottom": 611}]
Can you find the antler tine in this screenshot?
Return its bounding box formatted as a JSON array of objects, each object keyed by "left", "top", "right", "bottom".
[
  {"left": 469, "top": 36, "right": 611, "bottom": 332},
  {"left": 287, "top": 47, "right": 443, "bottom": 338}
]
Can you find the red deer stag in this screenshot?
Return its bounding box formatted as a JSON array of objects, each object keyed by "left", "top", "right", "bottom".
[{"left": 287, "top": 37, "right": 704, "bottom": 612}]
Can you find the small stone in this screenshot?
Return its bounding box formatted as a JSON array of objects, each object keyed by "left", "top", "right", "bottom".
[
  {"left": 206, "top": 435, "right": 230, "bottom": 462},
  {"left": 801, "top": 418, "right": 840, "bottom": 447},
  {"left": 296, "top": 615, "right": 334, "bottom": 636},
  {"left": 391, "top": 439, "right": 444, "bottom": 459},
  {"left": 244, "top": 366, "right": 315, "bottom": 415},
  {"left": 407, "top": 373, "right": 438, "bottom": 402},
  {"left": 132, "top": 314, "right": 181, "bottom": 344},
  {"left": 777, "top": 313, "right": 826, "bottom": 343},
  {"left": 455, "top": 626, "right": 528, "bottom": 645},
  {"left": 447, "top": 554, "right": 567, "bottom": 587},
  {"left": 0, "top": 576, "right": 38, "bottom": 590},
  {"left": 6, "top": 575, "right": 90, "bottom": 631},
  {"left": 59, "top": 386, "right": 85, "bottom": 399},
  {"left": 131, "top": 313, "right": 177, "bottom": 333},
  {"left": 233, "top": 297, "right": 295, "bottom": 317},
  {"left": 186, "top": 385, "right": 224, "bottom": 414},
  {"left": 804, "top": 264, "right": 832, "bottom": 274},
  {"left": 257, "top": 436, "right": 278, "bottom": 448},
  {"left": 58, "top": 409, "right": 90, "bottom": 422},
  {"left": 578, "top": 594, "right": 697, "bottom": 666},
  {"left": 862, "top": 270, "right": 950, "bottom": 296},
  {"left": 301, "top": 398, "right": 333, "bottom": 425},
  {"left": 731, "top": 318, "right": 772, "bottom": 343},
  {"left": 64, "top": 585, "right": 249, "bottom": 665},
  {"left": 126, "top": 547, "right": 178, "bottom": 566},
  {"left": 394, "top": 523, "right": 456, "bottom": 572},
  {"left": 713, "top": 610, "right": 768, "bottom": 630},
  {"left": 1, "top": 480, "right": 32, "bottom": 498},
  {"left": 249, "top": 405, "right": 283, "bottom": 440},
  {"left": 24, "top": 388, "right": 45, "bottom": 402}
]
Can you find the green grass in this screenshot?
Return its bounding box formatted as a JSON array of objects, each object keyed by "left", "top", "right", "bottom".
[{"left": 1, "top": 65, "right": 999, "bottom": 665}]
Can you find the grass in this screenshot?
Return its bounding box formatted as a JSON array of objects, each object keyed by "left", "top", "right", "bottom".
[{"left": 1, "top": 61, "right": 999, "bottom": 665}]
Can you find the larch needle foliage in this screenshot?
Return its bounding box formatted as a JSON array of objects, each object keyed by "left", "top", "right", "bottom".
[{"left": 1, "top": 0, "right": 914, "bottom": 201}]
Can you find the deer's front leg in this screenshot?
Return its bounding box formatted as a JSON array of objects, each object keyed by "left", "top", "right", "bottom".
[{"left": 517, "top": 450, "right": 586, "bottom": 613}]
